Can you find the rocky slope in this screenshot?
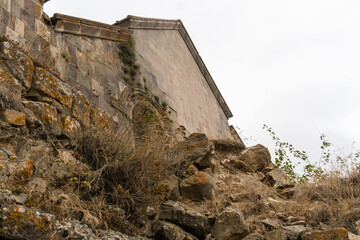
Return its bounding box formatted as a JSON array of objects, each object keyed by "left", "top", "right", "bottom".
[{"left": 0, "top": 39, "right": 359, "bottom": 240}]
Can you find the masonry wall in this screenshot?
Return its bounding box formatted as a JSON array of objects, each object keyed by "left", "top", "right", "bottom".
[
  {"left": 134, "top": 29, "right": 231, "bottom": 138},
  {"left": 0, "top": 0, "right": 132, "bottom": 126},
  {"left": 0, "top": 0, "right": 232, "bottom": 138}
]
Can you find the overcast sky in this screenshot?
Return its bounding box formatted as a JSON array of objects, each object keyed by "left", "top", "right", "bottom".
[{"left": 44, "top": 0, "right": 360, "bottom": 169}]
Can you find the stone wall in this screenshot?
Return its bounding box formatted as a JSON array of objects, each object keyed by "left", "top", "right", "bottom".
[
  {"left": 133, "top": 29, "right": 231, "bottom": 138},
  {"left": 0, "top": 0, "right": 234, "bottom": 139},
  {"left": 0, "top": 0, "right": 135, "bottom": 127}
]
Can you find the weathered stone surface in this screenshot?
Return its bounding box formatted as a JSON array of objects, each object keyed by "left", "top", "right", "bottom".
[
  {"left": 33, "top": 67, "right": 73, "bottom": 108},
  {"left": 0, "top": 205, "right": 56, "bottom": 239},
  {"left": 267, "top": 169, "right": 294, "bottom": 189},
  {"left": 0, "top": 41, "right": 34, "bottom": 90},
  {"left": 61, "top": 115, "right": 81, "bottom": 137},
  {"left": 180, "top": 171, "right": 218, "bottom": 200},
  {"left": 72, "top": 91, "right": 90, "bottom": 127},
  {"left": 239, "top": 144, "right": 271, "bottom": 172},
  {"left": 212, "top": 138, "right": 245, "bottom": 153},
  {"left": 0, "top": 65, "right": 22, "bottom": 99},
  {"left": 211, "top": 208, "right": 250, "bottom": 240},
  {"left": 282, "top": 225, "right": 309, "bottom": 240},
  {"left": 300, "top": 228, "right": 349, "bottom": 240},
  {"left": 2, "top": 109, "right": 26, "bottom": 126},
  {"left": 153, "top": 221, "right": 199, "bottom": 240},
  {"left": 261, "top": 218, "right": 281, "bottom": 230},
  {"left": 264, "top": 229, "right": 288, "bottom": 240},
  {"left": 159, "top": 201, "right": 210, "bottom": 238},
  {"left": 23, "top": 100, "right": 62, "bottom": 135},
  {"left": 176, "top": 133, "right": 211, "bottom": 168},
  {"left": 90, "top": 106, "right": 117, "bottom": 130}
]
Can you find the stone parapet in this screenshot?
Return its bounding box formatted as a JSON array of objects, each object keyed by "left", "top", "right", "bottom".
[{"left": 52, "top": 13, "right": 131, "bottom": 42}]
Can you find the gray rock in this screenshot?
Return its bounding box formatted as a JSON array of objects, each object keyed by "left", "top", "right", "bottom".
[
  {"left": 282, "top": 225, "right": 309, "bottom": 240},
  {"left": 261, "top": 218, "right": 281, "bottom": 230},
  {"left": 239, "top": 144, "right": 271, "bottom": 172},
  {"left": 266, "top": 169, "right": 294, "bottom": 189},
  {"left": 159, "top": 201, "right": 210, "bottom": 238},
  {"left": 211, "top": 208, "right": 249, "bottom": 240},
  {"left": 211, "top": 138, "right": 245, "bottom": 154},
  {"left": 180, "top": 171, "right": 218, "bottom": 201},
  {"left": 153, "top": 221, "right": 198, "bottom": 240}
]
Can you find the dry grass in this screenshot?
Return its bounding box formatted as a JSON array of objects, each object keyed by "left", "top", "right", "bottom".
[{"left": 288, "top": 166, "right": 360, "bottom": 234}]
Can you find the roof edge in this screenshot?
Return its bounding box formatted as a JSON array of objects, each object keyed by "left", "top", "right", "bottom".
[{"left": 115, "top": 15, "right": 233, "bottom": 119}]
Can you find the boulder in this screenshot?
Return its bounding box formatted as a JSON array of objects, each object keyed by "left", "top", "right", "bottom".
[
  {"left": 159, "top": 201, "right": 210, "bottom": 238},
  {"left": 212, "top": 138, "right": 245, "bottom": 154},
  {"left": 266, "top": 169, "right": 294, "bottom": 189},
  {"left": 239, "top": 144, "right": 271, "bottom": 172},
  {"left": 174, "top": 133, "right": 211, "bottom": 168},
  {"left": 180, "top": 171, "right": 218, "bottom": 200},
  {"left": 300, "top": 228, "right": 349, "bottom": 240},
  {"left": 153, "top": 221, "right": 198, "bottom": 240},
  {"left": 211, "top": 208, "right": 250, "bottom": 240}
]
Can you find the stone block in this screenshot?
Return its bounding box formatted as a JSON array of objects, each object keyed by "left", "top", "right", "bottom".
[
  {"left": 14, "top": 18, "right": 24, "bottom": 37},
  {"left": 6, "top": 26, "right": 26, "bottom": 48},
  {"left": 81, "top": 24, "right": 100, "bottom": 36},
  {"left": 35, "top": 18, "right": 50, "bottom": 40},
  {"left": 33, "top": 1, "right": 42, "bottom": 19},
  {"left": 0, "top": 7, "right": 9, "bottom": 35},
  {"left": 10, "top": 0, "right": 21, "bottom": 18},
  {"left": 28, "top": 35, "right": 51, "bottom": 65},
  {"left": 23, "top": 0, "right": 35, "bottom": 16},
  {"left": 3, "top": 109, "right": 26, "bottom": 126}
]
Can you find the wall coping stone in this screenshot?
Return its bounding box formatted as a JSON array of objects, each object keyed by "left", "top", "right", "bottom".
[{"left": 51, "top": 13, "right": 132, "bottom": 42}]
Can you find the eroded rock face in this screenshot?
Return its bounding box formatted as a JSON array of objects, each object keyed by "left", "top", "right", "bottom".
[
  {"left": 159, "top": 201, "right": 210, "bottom": 238},
  {"left": 211, "top": 208, "right": 250, "bottom": 240},
  {"left": 180, "top": 171, "right": 218, "bottom": 201},
  {"left": 239, "top": 144, "right": 271, "bottom": 172}
]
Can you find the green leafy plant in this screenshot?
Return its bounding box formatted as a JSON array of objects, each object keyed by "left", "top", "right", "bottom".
[{"left": 263, "top": 124, "right": 327, "bottom": 182}]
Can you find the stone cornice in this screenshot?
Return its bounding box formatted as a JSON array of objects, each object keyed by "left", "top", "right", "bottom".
[{"left": 115, "top": 16, "right": 233, "bottom": 119}]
